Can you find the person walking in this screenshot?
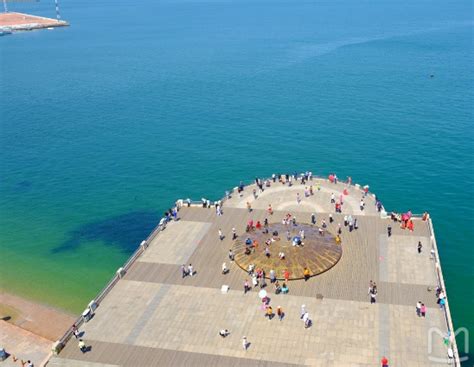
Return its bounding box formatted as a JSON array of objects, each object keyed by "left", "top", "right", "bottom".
[
  {"left": 421, "top": 303, "right": 426, "bottom": 317},
  {"left": 219, "top": 229, "right": 224, "bottom": 241},
  {"left": 416, "top": 301, "right": 421, "bottom": 317},
  {"left": 222, "top": 262, "right": 228, "bottom": 274},
  {"left": 303, "top": 267, "right": 310, "bottom": 281},
  {"left": 232, "top": 228, "right": 237, "bottom": 240},
  {"left": 244, "top": 280, "right": 250, "bottom": 294},
  {"left": 252, "top": 274, "right": 258, "bottom": 288},
  {"left": 387, "top": 225, "right": 392, "bottom": 237},
  {"left": 228, "top": 249, "right": 235, "bottom": 261},
  {"left": 277, "top": 306, "right": 284, "bottom": 321},
  {"left": 311, "top": 213, "right": 316, "bottom": 225},
  {"left": 219, "top": 329, "right": 230, "bottom": 337},
  {"left": 381, "top": 356, "right": 389, "bottom": 367},
  {"left": 78, "top": 339, "right": 87, "bottom": 353},
  {"left": 417, "top": 241, "right": 422, "bottom": 254},
  {"left": 369, "top": 284, "right": 377, "bottom": 304},
  {"left": 300, "top": 304, "right": 306, "bottom": 319},
  {"left": 242, "top": 336, "right": 248, "bottom": 350},
  {"left": 181, "top": 264, "right": 187, "bottom": 278},
  {"left": 302, "top": 312, "right": 311, "bottom": 328},
  {"left": 188, "top": 264, "right": 194, "bottom": 276},
  {"left": 265, "top": 306, "right": 274, "bottom": 320}
]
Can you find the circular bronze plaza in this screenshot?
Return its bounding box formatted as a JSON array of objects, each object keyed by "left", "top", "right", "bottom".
[{"left": 233, "top": 223, "right": 342, "bottom": 280}]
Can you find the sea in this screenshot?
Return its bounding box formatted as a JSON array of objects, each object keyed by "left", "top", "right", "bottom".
[{"left": 1, "top": 0, "right": 472, "bottom": 360}]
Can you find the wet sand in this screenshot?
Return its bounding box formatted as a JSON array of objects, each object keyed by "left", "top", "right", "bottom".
[{"left": 0, "top": 291, "right": 76, "bottom": 366}]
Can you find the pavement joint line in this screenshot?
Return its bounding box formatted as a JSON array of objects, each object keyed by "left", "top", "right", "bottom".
[{"left": 124, "top": 284, "right": 171, "bottom": 345}]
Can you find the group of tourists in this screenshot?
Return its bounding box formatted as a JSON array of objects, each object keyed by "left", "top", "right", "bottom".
[{"left": 389, "top": 210, "right": 415, "bottom": 232}]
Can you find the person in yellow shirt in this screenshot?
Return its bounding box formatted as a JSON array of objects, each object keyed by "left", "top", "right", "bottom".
[
  {"left": 303, "top": 267, "right": 310, "bottom": 281},
  {"left": 266, "top": 306, "right": 274, "bottom": 320}
]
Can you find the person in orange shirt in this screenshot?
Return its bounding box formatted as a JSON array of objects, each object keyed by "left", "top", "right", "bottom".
[{"left": 284, "top": 269, "right": 290, "bottom": 282}]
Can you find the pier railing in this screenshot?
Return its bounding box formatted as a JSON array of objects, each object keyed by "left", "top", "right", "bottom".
[
  {"left": 53, "top": 219, "right": 169, "bottom": 353},
  {"left": 428, "top": 218, "right": 460, "bottom": 366}
]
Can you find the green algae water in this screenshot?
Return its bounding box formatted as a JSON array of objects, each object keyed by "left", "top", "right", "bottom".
[{"left": 1, "top": 0, "right": 473, "bottom": 360}]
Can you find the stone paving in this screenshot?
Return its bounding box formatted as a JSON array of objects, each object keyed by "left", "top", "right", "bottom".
[{"left": 49, "top": 180, "right": 452, "bottom": 366}]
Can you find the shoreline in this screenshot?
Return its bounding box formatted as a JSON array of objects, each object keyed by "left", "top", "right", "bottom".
[{"left": 0, "top": 290, "right": 76, "bottom": 341}]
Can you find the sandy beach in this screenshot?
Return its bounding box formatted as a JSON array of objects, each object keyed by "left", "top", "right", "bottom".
[{"left": 0, "top": 291, "right": 76, "bottom": 366}]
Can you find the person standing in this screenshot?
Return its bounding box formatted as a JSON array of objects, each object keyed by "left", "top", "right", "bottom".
[
  {"left": 228, "top": 249, "right": 235, "bottom": 261},
  {"left": 219, "top": 229, "right": 224, "bottom": 241},
  {"left": 188, "top": 264, "right": 194, "bottom": 276},
  {"left": 269, "top": 269, "right": 276, "bottom": 283},
  {"left": 381, "top": 356, "right": 389, "bottom": 367},
  {"left": 232, "top": 228, "right": 237, "bottom": 240},
  {"left": 268, "top": 204, "right": 273, "bottom": 215},
  {"left": 311, "top": 213, "right": 316, "bottom": 225},
  {"left": 417, "top": 241, "right": 422, "bottom": 254},
  {"left": 387, "top": 225, "right": 392, "bottom": 237},
  {"left": 222, "top": 262, "right": 228, "bottom": 274},
  {"left": 416, "top": 301, "right": 422, "bottom": 317}
]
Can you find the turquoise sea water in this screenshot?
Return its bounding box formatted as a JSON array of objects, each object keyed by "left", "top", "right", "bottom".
[{"left": 1, "top": 0, "right": 473, "bottom": 360}]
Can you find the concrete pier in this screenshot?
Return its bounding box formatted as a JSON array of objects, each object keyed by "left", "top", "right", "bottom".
[
  {"left": 0, "top": 12, "right": 68, "bottom": 32},
  {"left": 46, "top": 175, "right": 460, "bottom": 366}
]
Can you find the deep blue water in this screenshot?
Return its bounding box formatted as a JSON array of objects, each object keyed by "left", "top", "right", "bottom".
[{"left": 1, "top": 0, "right": 473, "bottom": 360}]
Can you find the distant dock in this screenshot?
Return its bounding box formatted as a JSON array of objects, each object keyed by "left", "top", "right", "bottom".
[
  {"left": 46, "top": 174, "right": 460, "bottom": 366},
  {"left": 0, "top": 12, "right": 68, "bottom": 33}
]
